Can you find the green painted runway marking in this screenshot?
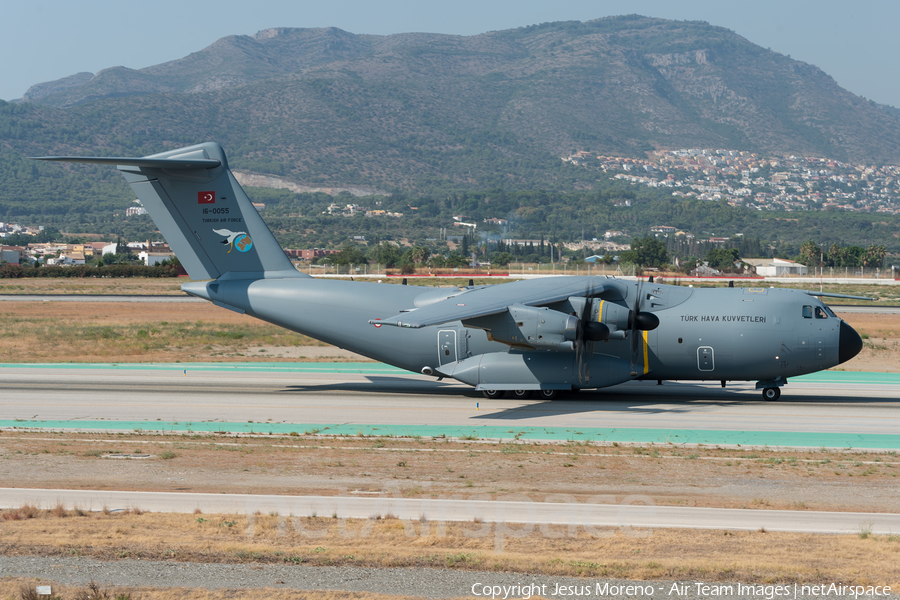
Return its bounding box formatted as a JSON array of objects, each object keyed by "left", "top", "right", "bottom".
[
  {"left": 1, "top": 363, "right": 899, "bottom": 384},
  {"left": 1, "top": 364, "right": 897, "bottom": 448},
  {"left": 792, "top": 371, "right": 900, "bottom": 385},
  {"left": 1, "top": 420, "right": 897, "bottom": 449}
]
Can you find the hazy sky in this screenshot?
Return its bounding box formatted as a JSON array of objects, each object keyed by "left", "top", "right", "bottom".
[{"left": 2, "top": 0, "right": 898, "bottom": 107}]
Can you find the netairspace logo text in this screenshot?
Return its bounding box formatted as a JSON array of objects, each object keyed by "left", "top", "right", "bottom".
[{"left": 470, "top": 582, "right": 893, "bottom": 599}]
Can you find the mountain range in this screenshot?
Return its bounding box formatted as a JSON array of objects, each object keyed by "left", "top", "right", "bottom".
[{"left": 4, "top": 15, "right": 900, "bottom": 205}]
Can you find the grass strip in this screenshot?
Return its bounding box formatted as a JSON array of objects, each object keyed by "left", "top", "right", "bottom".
[{"left": 1, "top": 506, "right": 898, "bottom": 589}]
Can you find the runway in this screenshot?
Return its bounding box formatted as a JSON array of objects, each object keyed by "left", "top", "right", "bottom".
[
  {"left": 2, "top": 487, "right": 898, "bottom": 534},
  {"left": 0, "top": 294, "right": 202, "bottom": 303},
  {"left": 1, "top": 364, "right": 899, "bottom": 448}
]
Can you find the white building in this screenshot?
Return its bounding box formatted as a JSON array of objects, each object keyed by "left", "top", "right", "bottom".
[
  {"left": 753, "top": 258, "right": 808, "bottom": 277},
  {"left": 48, "top": 253, "right": 85, "bottom": 266},
  {"left": 138, "top": 251, "right": 175, "bottom": 266}
]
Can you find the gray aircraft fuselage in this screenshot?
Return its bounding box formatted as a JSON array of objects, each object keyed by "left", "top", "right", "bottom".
[{"left": 180, "top": 275, "right": 858, "bottom": 389}]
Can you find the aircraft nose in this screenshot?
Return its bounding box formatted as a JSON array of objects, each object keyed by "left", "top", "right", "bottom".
[{"left": 838, "top": 320, "right": 863, "bottom": 364}]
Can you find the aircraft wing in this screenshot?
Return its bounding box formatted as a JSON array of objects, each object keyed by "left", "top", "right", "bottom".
[{"left": 371, "top": 276, "right": 622, "bottom": 328}]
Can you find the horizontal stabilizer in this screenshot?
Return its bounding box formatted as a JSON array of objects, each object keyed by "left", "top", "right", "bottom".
[
  {"left": 31, "top": 142, "right": 305, "bottom": 282},
  {"left": 31, "top": 156, "right": 220, "bottom": 170}
]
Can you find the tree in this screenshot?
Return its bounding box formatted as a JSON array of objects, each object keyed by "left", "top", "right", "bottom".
[
  {"left": 445, "top": 252, "right": 467, "bottom": 267},
  {"left": 621, "top": 236, "right": 668, "bottom": 268},
  {"left": 332, "top": 244, "right": 368, "bottom": 266},
  {"left": 705, "top": 248, "right": 741, "bottom": 271},
  {"left": 408, "top": 245, "right": 428, "bottom": 264},
  {"left": 740, "top": 236, "right": 761, "bottom": 258},
  {"left": 427, "top": 254, "right": 448, "bottom": 269},
  {"left": 491, "top": 252, "right": 513, "bottom": 266},
  {"left": 863, "top": 244, "right": 886, "bottom": 268},
  {"left": 367, "top": 243, "right": 401, "bottom": 267},
  {"left": 798, "top": 240, "right": 822, "bottom": 268}
]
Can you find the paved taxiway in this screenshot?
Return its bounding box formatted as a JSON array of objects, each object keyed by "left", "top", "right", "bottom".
[
  {"left": 2, "top": 487, "right": 898, "bottom": 534},
  {"left": 1, "top": 365, "right": 899, "bottom": 440},
  {"left": 0, "top": 294, "right": 202, "bottom": 303}
]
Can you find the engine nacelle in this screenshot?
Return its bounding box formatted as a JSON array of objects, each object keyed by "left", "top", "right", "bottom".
[
  {"left": 594, "top": 300, "right": 631, "bottom": 334},
  {"left": 464, "top": 304, "right": 578, "bottom": 351}
]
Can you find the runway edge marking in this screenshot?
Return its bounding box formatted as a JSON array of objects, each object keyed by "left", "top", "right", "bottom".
[
  {"left": 1, "top": 420, "right": 899, "bottom": 450},
  {"left": 1, "top": 363, "right": 899, "bottom": 384}
]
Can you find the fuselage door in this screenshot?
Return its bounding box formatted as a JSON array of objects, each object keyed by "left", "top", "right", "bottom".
[
  {"left": 697, "top": 346, "right": 714, "bottom": 371},
  {"left": 438, "top": 330, "right": 458, "bottom": 366}
]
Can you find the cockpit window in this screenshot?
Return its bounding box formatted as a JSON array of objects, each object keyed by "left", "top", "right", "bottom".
[
  {"left": 815, "top": 306, "right": 828, "bottom": 319},
  {"left": 802, "top": 305, "right": 813, "bottom": 319},
  {"left": 824, "top": 306, "right": 837, "bottom": 318}
]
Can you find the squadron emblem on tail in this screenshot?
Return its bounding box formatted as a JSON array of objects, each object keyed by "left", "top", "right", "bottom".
[{"left": 213, "top": 228, "right": 253, "bottom": 253}]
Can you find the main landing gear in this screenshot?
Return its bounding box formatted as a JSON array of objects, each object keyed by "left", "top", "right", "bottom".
[{"left": 762, "top": 387, "right": 781, "bottom": 401}]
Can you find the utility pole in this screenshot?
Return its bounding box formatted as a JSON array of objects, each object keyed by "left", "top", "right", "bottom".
[{"left": 820, "top": 244, "right": 824, "bottom": 293}]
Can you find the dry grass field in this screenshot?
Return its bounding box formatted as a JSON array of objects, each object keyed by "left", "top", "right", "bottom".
[
  {"left": 0, "top": 278, "right": 185, "bottom": 295},
  {"left": 1, "top": 503, "right": 899, "bottom": 590},
  {"left": 0, "top": 301, "right": 346, "bottom": 363},
  {"left": 0, "top": 580, "right": 432, "bottom": 600},
  {"left": 833, "top": 312, "right": 900, "bottom": 372},
  {"left": 2, "top": 433, "right": 898, "bottom": 512}
]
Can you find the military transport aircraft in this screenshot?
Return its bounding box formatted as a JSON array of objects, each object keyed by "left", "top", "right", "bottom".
[{"left": 35, "top": 143, "right": 864, "bottom": 401}]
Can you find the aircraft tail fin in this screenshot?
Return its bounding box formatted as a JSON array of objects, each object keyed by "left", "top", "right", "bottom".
[{"left": 33, "top": 142, "right": 306, "bottom": 281}]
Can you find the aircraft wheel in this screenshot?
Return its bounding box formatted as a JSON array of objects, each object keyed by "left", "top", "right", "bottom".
[
  {"left": 762, "top": 387, "right": 781, "bottom": 401},
  {"left": 509, "top": 390, "right": 532, "bottom": 400},
  {"left": 537, "top": 389, "right": 561, "bottom": 400},
  {"left": 482, "top": 390, "right": 503, "bottom": 399}
]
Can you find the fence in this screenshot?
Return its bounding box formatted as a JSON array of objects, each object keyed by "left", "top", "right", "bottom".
[
  {"left": 295, "top": 262, "right": 634, "bottom": 278},
  {"left": 294, "top": 262, "right": 899, "bottom": 280}
]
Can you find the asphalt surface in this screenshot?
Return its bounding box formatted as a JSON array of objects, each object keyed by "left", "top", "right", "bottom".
[
  {"left": 0, "top": 294, "right": 201, "bottom": 302},
  {"left": 832, "top": 304, "right": 900, "bottom": 314},
  {"left": 1, "top": 366, "right": 898, "bottom": 440},
  {"left": 2, "top": 488, "right": 898, "bottom": 535}
]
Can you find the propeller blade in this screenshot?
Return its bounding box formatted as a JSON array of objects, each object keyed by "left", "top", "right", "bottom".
[
  {"left": 630, "top": 279, "right": 641, "bottom": 365},
  {"left": 575, "top": 279, "right": 598, "bottom": 386}
]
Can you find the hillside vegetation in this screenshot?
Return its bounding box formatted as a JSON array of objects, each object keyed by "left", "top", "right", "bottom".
[{"left": 2, "top": 16, "right": 900, "bottom": 250}]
